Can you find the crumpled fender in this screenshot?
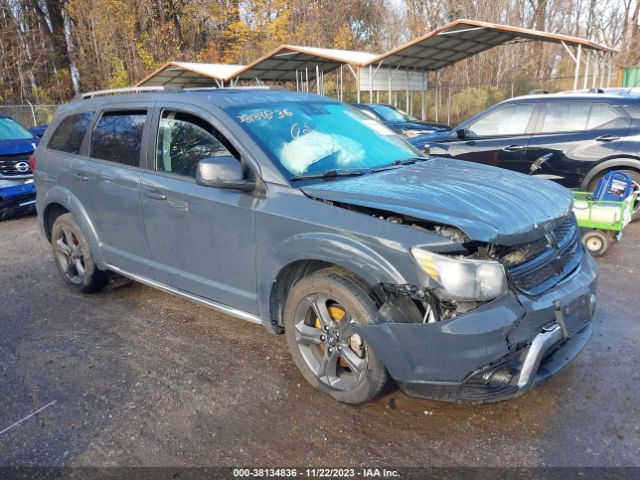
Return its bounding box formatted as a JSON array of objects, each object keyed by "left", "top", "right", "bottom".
[{"left": 258, "top": 231, "right": 407, "bottom": 322}]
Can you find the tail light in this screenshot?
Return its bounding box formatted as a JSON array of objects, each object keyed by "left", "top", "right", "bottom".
[{"left": 28, "top": 154, "right": 37, "bottom": 172}]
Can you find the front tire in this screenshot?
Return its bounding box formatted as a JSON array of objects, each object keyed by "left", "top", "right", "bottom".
[
  {"left": 283, "top": 268, "right": 391, "bottom": 404},
  {"left": 51, "top": 213, "right": 108, "bottom": 293}
]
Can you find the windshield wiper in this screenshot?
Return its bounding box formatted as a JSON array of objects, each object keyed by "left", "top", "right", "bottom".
[
  {"left": 371, "top": 157, "right": 428, "bottom": 173},
  {"left": 290, "top": 168, "right": 368, "bottom": 181}
]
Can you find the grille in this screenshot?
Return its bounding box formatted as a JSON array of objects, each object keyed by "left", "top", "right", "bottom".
[
  {"left": 0, "top": 153, "right": 32, "bottom": 177},
  {"left": 504, "top": 216, "right": 583, "bottom": 296}
]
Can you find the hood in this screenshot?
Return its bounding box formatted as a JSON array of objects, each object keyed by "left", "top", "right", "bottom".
[
  {"left": 0, "top": 137, "right": 38, "bottom": 156},
  {"left": 388, "top": 121, "right": 445, "bottom": 133},
  {"left": 300, "top": 157, "right": 573, "bottom": 246},
  {"left": 408, "top": 129, "right": 453, "bottom": 148}
]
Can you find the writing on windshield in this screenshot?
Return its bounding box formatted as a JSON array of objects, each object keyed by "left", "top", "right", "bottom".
[{"left": 226, "top": 101, "right": 418, "bottom": 179}]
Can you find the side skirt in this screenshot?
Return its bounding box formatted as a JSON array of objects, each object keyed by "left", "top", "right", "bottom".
[{"left": 106, "top": 264, "right": 263, "bottom": 325}]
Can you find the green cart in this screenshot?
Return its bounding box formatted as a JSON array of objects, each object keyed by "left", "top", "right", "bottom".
[{"left": 572, "top": 191, "right": 636, "bottom": 256}]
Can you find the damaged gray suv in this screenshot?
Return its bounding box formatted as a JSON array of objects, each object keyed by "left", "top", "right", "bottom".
[{"left": 35, "top": 87, "right": 598, "bottom": 404}]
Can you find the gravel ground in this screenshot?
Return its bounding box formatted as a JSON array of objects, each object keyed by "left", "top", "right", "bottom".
[{"left": 0, "top": 214, "right": 638, "bottom": 467}]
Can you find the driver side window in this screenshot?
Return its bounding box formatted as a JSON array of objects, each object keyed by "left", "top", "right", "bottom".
[
  {"left": 468, "top": 103, "right": 535, "bottom": 137},
  {"left": 156, "top": 110, "right": 238, "bottom": 178}
]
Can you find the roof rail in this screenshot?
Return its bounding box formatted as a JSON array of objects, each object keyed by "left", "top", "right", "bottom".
[{"left": 76, "top": 85, "right": 182, "bottom": 100}]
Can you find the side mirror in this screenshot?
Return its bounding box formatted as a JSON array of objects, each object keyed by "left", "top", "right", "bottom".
[
  {"left": 455, "top": 128, "right": 468, "bottom": 140},
  {"left": 196, "top": 156, "right": 255, "bottom": 192}
]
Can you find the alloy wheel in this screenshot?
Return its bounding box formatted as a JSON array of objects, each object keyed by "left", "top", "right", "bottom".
[
  {"left": 293, "top": 293, "right": 368, "bottom": 390},
  {"left": 54, "top": 226, "right": 86, "bottom": 285}
]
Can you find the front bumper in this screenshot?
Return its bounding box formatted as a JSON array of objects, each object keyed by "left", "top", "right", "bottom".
[
  {"left": 0, "top": 182, "right": 36, "bottom": 219},
  {"left": 356, "top": 252, "right": 598, "bottom": 403}
]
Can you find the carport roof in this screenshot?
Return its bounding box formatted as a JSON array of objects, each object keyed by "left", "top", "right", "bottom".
[
  {"left": 230, "top": 45, "right": 378, "bottom": 82},
  {"left": 362, "top": 19, "right": 617, "bottom": 71},
  {"left": 137, "top": 62, "right": 245, "bottom": 86}
]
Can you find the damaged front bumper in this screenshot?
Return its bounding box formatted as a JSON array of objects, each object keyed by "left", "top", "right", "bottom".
[{"left": 355, "top": 252, "right": 598, "bottom": 403}]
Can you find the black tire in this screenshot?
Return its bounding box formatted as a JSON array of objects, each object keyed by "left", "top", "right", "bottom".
[
  {"left": 283, "top": 268, "right": 391, "bottom": 404},
  {"left": 581, "top": 229, "right": 611, "bottom": 257},
  {"left": 588, "top": 169, "right": 640, "bottom": 221},
  {"left": 51, "top": 213, "right": 108, "bottom": 293}
]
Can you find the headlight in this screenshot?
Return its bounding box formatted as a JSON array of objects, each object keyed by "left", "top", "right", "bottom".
[{"left": 411, "top": 247, "right": 507, "bottom": 300}]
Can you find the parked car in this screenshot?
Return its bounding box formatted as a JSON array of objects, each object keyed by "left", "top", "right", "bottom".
[
  {"left": 352, "top": 103, "right": 449, "bottom": 140},
  {"left": 28, "top": 125, "right": 48, "bottom": 138},
  {"left": 0, "top": 113, "right": 39, "bottom": 219},
  {"left": 35, "top": 88, "right": 597, "bottom": 404},
  {"left": 414, "top": 93, "right": 640, "bottom": 220}
]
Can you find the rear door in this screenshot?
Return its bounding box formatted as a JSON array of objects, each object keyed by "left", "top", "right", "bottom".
[
  {"left": 140, "top": 103, "right": 258, "bottom": 314},
  {"left": 524, "top": 101, "right": 631, "bottom": 188},
  {"left": 71, "top": 106, "right": 154, "bottom": 276},
  {"left": 443, "top": 102, "right": 538, "bottom": 173}
]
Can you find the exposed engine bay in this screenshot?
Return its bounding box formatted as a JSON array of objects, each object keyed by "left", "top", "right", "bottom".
[{"left": 317, "top": 199, "right": 575, "bottom": 326}]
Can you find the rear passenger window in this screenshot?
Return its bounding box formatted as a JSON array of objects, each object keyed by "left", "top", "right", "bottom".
[
  {"left": 540, "top": 103, "right": 590, "bottom": 132},
  {"left": 47, "top": 112, "right": 94, "bottom": 153},
  {"left": 156, "top": 111, "right": 238, "bottom": 178},
  {"left": 622, "top": 103, "right": 640, "bottom": 119},
  {"left": 90, "top": 111, "right": 146, "bottom": 166},
  {"left": 587, "top": 104, "right": 628, "bottom": 129}
]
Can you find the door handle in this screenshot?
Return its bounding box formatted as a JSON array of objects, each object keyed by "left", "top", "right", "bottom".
[
  {"left": 73, "top": 171, "right": 89, "bottom": 181},
  {"left": 144, "top": 189, "right": 167, "bottom": 200},
  {"left": 503, "top": 144, "right": 525, "bottom": 151},
  {"left": 595, "top": 135, "right": 620, "bottom": 142}
]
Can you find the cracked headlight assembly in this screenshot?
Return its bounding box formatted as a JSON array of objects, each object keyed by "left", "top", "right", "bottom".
[{"left": 411, "top": 247, "right": 507, "bottom": 301}]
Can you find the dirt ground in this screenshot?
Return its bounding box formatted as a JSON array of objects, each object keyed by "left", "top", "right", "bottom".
[{"left": 0, "top": 214, "right": 638, "bottom": 468}]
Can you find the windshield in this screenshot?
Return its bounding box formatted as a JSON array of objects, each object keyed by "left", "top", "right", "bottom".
[
  {"left": 226, "top": 101, "right": 419, "bottom": 179},
  {"left": 0, "top": 117, "right": 33, "bottom": 140},
  {"left": 368, "top": 104, "right": 417, "bottom": 123}
]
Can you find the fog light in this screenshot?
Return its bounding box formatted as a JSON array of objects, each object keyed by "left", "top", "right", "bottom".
[
  {"left": 589, "top": 293, "right": 597, "bottom": 317},
  {"left": 486, "top": 367, "right": 513, "bottom": 388}
]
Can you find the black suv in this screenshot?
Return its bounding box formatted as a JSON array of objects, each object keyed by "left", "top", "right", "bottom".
[{"left": 416, "top": 93, "right": 640, "bottom": 219}]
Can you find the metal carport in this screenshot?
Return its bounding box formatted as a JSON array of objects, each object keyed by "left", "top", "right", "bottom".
[
  {"left": 228, "top": 45, "right": 377, "bottom": 100},
  {"left": 134, "top": 19, "right": 617, "bottom": 120},
  {"left": 137, "top": 62, "right": 245, "bottom": 88},
  {"left": 360, "top": 19, "right": 618, "bottom": 119}
]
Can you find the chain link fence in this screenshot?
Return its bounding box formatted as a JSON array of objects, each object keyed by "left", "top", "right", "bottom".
[{"left": 0, "top": 104, "right": 59, "bottom": 127}]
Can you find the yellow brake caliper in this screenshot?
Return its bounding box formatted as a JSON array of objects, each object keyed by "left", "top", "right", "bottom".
[{"left": 316, "top": 305, "right": 350, "bottom": 368}]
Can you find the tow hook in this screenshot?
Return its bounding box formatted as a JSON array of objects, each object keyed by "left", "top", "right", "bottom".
[{"left": 553, "top": 300, "right": 569, "bottom": 338}]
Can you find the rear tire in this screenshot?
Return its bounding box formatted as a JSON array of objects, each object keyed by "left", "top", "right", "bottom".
[
  {"left": 588, "top": 169, "right": 640, "bottom": 221},
  {"left": 581, "top": 229, "right": 611, "bottom": 257},
  {"left": 283, "top": 268, "right": 391, "bottom": 404},
  {"left": 51, "top": 213, "right": 108, "bottom": 293}
]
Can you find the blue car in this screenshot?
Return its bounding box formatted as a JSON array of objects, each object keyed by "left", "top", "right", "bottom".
[
  {"left": 351, "top": 103, "right": 450, "bottom": 143},
  {"left": 0, "top": 114, "right": 39, "bottom": 219}
]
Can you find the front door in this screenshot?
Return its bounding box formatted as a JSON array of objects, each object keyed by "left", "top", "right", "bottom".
[
  {"left": 141, "top": 106, "right": 258, "bottom": 314},
  {"left": 445, "top": 102, "right": 538, "bottom": 173}
]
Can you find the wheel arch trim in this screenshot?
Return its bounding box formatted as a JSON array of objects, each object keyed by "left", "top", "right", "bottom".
[
  {"left": 581, "top": 157, "right": 640, "bottom": 190},
  {"left": 40, "top": 186, "right": 106, "bottom": 268},
  {"left": 258, "top": 232, "right": 407, "bottom": 332}
]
